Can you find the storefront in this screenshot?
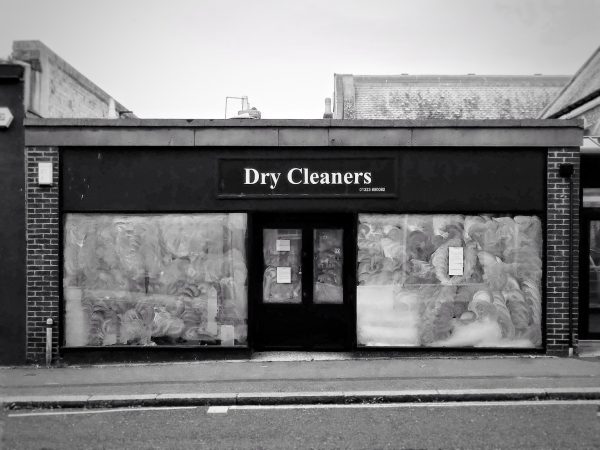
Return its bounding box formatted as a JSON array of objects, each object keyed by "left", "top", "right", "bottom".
[{"left": 22, "top": 119, "right": 583, "bottom": 363}]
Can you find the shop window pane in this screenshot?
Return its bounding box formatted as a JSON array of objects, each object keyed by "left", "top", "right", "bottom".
[
  {"left": 63, "top": 213, "right": 248, "bottom": 347},
  {"left": 583, "top": 188, "right": 600, "bottom": 207},
  {"left": 263, "top": 229, "right": 302, "bottom": 304},
  {"left": 357, "top": 214, "right": 543, "bottom": 348},
  {"left": 313, "top": 229, "right": 343, "bottom": 304},
  {"left": 589, "top": 221, "right": 600, "bottom": 333}
]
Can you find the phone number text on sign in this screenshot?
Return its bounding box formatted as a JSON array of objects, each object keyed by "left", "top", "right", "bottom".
[{"left": 359, "top": 187, "right": 386, "bottom": 192}]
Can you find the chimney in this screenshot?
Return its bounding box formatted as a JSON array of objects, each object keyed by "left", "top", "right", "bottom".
[
  {"left": 107, "top": 98, "right": 118, "bottom": 118},
  {"left": 323, "top": 98, "right": 333, "bottom": 119}
]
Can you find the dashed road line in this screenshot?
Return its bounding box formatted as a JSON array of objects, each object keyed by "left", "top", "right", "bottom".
[{"left": 207, "top": 406, "right": 230, "bottom": 414}]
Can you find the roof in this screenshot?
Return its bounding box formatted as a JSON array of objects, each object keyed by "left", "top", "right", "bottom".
[
  {"left": 23, "top": 118, "right": 583, "bottom": 149},
  {"left": 334, "top": 74, "right": 570, "bottom": 120},
  {"left": 540, "top": 46, "right": 600, "bottom": 119}
]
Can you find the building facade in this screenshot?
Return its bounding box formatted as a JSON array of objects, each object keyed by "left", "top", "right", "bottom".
[
  {"left": 21, "top": 119, "right": 582, "bottom": 364},
  {"left": 540, "top": 46, "right": 600, "bottom": 353},
  {"left": 0, "top": 41, "right": 132, "bottom": 365}
]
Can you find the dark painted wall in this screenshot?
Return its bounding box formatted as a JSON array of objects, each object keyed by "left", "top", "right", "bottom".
[
  {"left": 62, "top": 147, "right": 546, "bottom": 213},
  {"left": 0, "top": 65, "right": 26, "bottom": 364}
]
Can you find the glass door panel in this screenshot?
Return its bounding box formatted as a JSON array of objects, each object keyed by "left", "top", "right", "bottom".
[
  {"left": 262, "top": 229, "right": 302, "bottom": 304},
  {"left": 589, "top": 221, "right": 600, "bottom": 333},
  {"left": 313, "top": 229, "right": 343, "bottom": 304}
]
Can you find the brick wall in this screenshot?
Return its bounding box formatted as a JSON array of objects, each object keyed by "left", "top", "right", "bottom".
[
  {"left": 546, "top": 147, "right": 580, "bottom": 355},
  {"left": 26, "top": 146, "right": 60, "bottom": 363}
]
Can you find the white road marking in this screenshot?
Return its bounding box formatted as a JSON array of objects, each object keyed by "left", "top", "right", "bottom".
[
  {"left": 8, "top": 406, "right": 197, "bottom": 418},
  {"left": 7, "top": 400, "right": 600, "bottom": 418},
  {"left": 207, "top": 406, "right": 230, "bottom": 414},
  {"left": 229, "top": 399, "right": 600, "bottom": 412}
]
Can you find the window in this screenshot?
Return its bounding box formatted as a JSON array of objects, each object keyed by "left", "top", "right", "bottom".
[
  {"left": 63, "top": 214, "right": 248, "bottom": 347},
  {"left": 357, "top": 214, "right": 543, "bottom": 348}
]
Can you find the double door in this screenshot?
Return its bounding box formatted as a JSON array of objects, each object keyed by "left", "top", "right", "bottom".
[{"left": 252, "top": 214, "right": 355, "bottom": 350}]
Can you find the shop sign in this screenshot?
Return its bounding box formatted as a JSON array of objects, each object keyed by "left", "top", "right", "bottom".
[
  {"left": 218, "top": 158, "right": 396, "bottom": 198},
  {"left": 0, "top": 107, "right": 13, "bottom": 128}
]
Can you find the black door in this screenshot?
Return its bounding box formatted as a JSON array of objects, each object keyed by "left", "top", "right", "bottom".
[
  {"left": 252, "top": 213, "right": 355, "bottom": 350},
  {"left": 580, "top": 212, "right": 600, "bottom": 339}
]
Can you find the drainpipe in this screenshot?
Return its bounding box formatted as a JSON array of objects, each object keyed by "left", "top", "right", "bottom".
[
  {"left": 559, "top": 163, "right": 574, "bottom": 356},
  {"left": 9, "top": 59, "right": 32, "bottom": 114}
]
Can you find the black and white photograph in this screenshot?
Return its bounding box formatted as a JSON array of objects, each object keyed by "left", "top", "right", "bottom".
[{"left": 0, "top": 0, "right": 599, "bottom": 448}]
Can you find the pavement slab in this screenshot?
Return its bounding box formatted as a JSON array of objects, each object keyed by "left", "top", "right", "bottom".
[{"left": 1, "top": 356, "right": 599, "bottom": 409}]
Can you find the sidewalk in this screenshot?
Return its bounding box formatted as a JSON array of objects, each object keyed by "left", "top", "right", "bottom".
[{"left": 2, "top": 354, "right": 600, "bottom": 409}]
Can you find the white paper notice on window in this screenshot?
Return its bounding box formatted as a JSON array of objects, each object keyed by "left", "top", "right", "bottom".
[
  {"left": 276, "top": 266, "right": 292, "bottom": 284},
  {"left": 448, "top": 247, "right": 464, "bottom": 276},
  {"left": 276, "top": 239, "right": 291, "bottom": 252},
  {"left": 220, "top": 325, "right": 235, "bottom": 346}
]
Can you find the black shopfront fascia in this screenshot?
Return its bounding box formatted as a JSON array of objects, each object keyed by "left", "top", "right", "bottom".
[{"left": 59, "top": 146, "right": 547, "bottom": 361}]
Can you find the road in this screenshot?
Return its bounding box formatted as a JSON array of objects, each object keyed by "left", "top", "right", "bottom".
[{"left": 2, "top": 401, "right": 600, "bottom": 449}]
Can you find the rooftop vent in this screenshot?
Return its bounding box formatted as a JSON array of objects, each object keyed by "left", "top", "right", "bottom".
[
  {"left": 225, "top": 96, "right": 261, "bottom": 119},
  {"left": 323, "top": 98, "right": 333, "bottom": 119}
]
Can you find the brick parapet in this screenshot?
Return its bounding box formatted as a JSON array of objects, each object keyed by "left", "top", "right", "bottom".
[
  {"left": 546, "top": 147, "right": 580, "bottom": 356},
  {"left": 25, "top": 146, "right": 60, "bottom": 363}
]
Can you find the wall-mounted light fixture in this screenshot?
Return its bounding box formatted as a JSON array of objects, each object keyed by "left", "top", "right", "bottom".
[{"left": 38, "top": 162, "right": 53, "bottom": 186}]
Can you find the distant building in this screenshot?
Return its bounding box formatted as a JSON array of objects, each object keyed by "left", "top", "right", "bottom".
[
  {"left": 0, "top": 40, "right": 133, "bottom": 365},
  {"left": 9, "top": 40, "right": 133, "bottom": 119},
  {"left": 539, "top": 46, "right": 600, "bottom": 134},
  {"left": 333, "top": 74, "right": 569, "bottom": 120}
]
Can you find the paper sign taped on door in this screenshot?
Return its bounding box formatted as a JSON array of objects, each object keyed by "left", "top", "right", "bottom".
[
  {"left": 276, "top": 266, "right": 292, "bottom": 283},
  {"left": 276, "top": 239, "right": 291, "bottom": 252},
  {"left": 448, "top": 247, "right": 464, "bottom": 276}
]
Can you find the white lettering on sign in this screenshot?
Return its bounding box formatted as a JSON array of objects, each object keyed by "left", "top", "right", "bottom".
[
  {"left": 276, "top": 267, "right": 292, "bottom": 284},
  {"left": 244, "top": 168, "right": 280, "bottom": 190},
  {"left": 276, "top": 239, "right": 291, "bottom": 252},
  {"left": 245, "top": 167, "right": 373, "bottom": 190},
  {"left": 448, "top": 247, "right": 464, "bottom": 276}
]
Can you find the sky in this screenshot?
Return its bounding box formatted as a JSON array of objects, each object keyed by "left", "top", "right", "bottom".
[{"left": 1, "top": 0, "right": 599, "bottom": 119}]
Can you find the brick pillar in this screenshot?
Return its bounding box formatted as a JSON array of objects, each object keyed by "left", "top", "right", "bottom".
[
  {"left": 546, "top": 147, "right": 580, "bottom": 356},
  {"left": 26, "top": 146, "right": 60, "bottom": 363}
]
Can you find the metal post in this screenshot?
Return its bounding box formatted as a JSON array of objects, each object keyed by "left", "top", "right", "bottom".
[{"left": 45, "top": 318, "right": 53, "bottom": 367}]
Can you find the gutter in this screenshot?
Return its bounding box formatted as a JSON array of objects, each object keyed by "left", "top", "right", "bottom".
[{"left": 547, "top": 88, "right": 600, "bottom": 120}]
